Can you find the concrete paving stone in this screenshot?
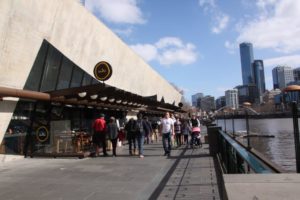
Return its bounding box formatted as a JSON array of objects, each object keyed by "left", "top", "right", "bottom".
[{"left": 0, "top": 142, "right": 220, "bottom": 200}]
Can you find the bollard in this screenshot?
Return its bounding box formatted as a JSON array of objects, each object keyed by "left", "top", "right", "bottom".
[
  {"left": 292, "top": 102, "right": 300, "bottom": 173},
  {"left": 207, "top": 126, "right": 221, "bottom": 156}
]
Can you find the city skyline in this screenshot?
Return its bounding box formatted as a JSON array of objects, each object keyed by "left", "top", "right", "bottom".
[{"left": 84, "top": 0, "right": 300, "bottom": 101}]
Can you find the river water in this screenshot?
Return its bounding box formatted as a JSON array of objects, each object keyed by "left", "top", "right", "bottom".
[{"left": 216, "top": 118, "right": 297, "bottom": 172}]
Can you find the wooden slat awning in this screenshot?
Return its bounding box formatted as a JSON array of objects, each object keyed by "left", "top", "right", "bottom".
[{"left": 0, "top": 83, "right": 183, "bottom": 113}]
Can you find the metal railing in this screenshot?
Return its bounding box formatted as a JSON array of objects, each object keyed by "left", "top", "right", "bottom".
[{"left": 208, "top": 126, "right": 282, "bottom": 174}]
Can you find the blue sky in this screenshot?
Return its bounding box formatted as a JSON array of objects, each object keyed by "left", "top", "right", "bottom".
[{"left": 84, "top": 0, "right": 300, "bottom": 103}]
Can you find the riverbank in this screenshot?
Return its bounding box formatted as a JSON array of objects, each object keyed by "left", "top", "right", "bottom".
[{"left": 216, "top": 112, "right": 293, "bottom": 119}]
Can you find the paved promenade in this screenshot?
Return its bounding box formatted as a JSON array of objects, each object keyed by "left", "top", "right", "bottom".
[{"left": 0, "top": 142, "right": 220, "bottom": 200}]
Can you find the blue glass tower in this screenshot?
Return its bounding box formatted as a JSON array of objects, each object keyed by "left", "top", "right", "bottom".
[
  {"left": 240, "top": 43, "right": 254, "bottom": 85},
  {"left": 253, "top": 60, "right": 266, "bottom": 102}
]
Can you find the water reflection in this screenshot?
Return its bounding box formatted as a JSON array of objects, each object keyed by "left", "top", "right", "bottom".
[{"left": 217, "top": 118, "right": 296, "bottom": 172}]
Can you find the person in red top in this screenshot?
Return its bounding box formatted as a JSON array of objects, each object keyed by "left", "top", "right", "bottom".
[{"left": 93, "top": 113, "right": 108, "bottom": 157}]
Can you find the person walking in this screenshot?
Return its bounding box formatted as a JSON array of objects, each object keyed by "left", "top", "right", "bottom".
[
  {"left": 160, "top": 112, "right": 174, "bottom": 156},
  {"left": 174, "top": 117, "right": 182, "bottom": 147},
  {"left": 136, "top": 113, "right": 147, "bottom": 158},
  {"left": 125, "top": 118, "right": 137, "bottom": 155},
  {"left": 189, "top": 114, "right": 201, "bottom": 148},
  {"left": 107, "top": 116, "right": 119, "bottom": 157},
  {"left": 181, "top": 119, "right": 191, "bottom": 145},
  {"left": 143, "top": 116, "right": 153, "bottom": 144},
  {"left": 92, "top": 113, "right": 108, "bottom": 157}
]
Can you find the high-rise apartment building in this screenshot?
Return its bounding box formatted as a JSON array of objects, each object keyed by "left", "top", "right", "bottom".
[
  {"left": 272, "top": 66, "right": 294, "bottom": 89},
  {"left": 216, "top": 96, "right": 226, "bottom": 110},
  {"left": 240, "top": 43, "right": 254, "bottom": 85},
  {"left": 78, "top": 0, "right": 85, "bottom": 6},
  {"left": 225, "top": 89, "right": 239, "bottom": 109},
  {"left": 198, "top": 95, "right": 215, "bottom": 112},
  {"left": 253, "top": 60, "right": 266, "bottom": 103},
  {"left": 191, "top": 93, "right": 204, "bottom": 107},
  {"left": 293, "top": 67, "right": 300, "bottom": 81}
]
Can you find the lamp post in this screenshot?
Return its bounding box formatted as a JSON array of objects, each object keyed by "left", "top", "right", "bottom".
[
  {"left": 283, "top": 85, "right": 300, "bottom": 173},
  {"left": 223, "top": 110, "right": 227, "bottom": 133},
  {"left": 243, "top": 102, "right": 251, "bottom": 150},
  {"left": 231, "top": 108, "right": 235, "bottom": 137}
]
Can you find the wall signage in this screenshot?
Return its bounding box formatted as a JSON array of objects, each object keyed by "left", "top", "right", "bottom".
[
  {"left": 93, "top": 61, "right": 113, "bottom": 81},
  {"left": 36, "top": 126, "right": 49, "bottom": 143}
]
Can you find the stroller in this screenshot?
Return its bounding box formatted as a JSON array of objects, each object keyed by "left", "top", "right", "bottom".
[{"left": 190, "top": 127, "right": 202, "bottom": 149}]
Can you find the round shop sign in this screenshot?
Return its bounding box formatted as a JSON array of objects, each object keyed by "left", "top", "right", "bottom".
[
  {"left": 93, "top": 61, "right": 113, "bottom": 81},
  {"left": 36, "top": 126, "right": 49, "bottom": 143}
]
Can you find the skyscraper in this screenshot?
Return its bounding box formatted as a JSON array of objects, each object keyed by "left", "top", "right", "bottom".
[
  {"left": 272, "top": 66, "right": 294, "bottom": 89},
  {"left": 78, "top": 0, "right": 85, "bottom": 6},
  {"left": 240, "top": 43, "right": 254, "bottom": 85},
  {"left": 253, "top": 60, "right": 266, "bottom": 102},
  {"left": 225, "top": 89, "right": 239, "bottom": 109},
  {"left": 293, "top": 67, "right": 300, "bottom": 81},
  {"left": 191, "top": 93, "right": 204, "bottom": 107}
]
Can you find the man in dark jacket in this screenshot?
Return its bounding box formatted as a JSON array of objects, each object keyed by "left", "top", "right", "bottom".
[{"left": 125, "top": 118, "right": 137, "bottom": 155}]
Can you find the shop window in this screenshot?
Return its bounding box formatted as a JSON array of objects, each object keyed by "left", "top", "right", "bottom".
[
  {"left": 81, "top": 73, "right": 93, "bottom": 86},
  {"left": 91, "top": 78, "right": 99, "bottom": 85},
  {"left": 24, "top": 41, "right": 49, "bottom": 91},
  {"left": 70, "top": 67, "right": 84, "bottom": 88},
  {"left": 40, "top": 45, "right": 62, "bottom": 92},
  {"left": 0, "top": 101, "right": 35, "bottom": 154},
  {"left": 56, "top": 57, "right": 74, "bottom": 90}
]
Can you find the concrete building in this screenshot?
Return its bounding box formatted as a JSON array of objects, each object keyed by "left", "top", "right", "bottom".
[
  {"left": 253, "top": 60, "right": 266, "bottom": 103},
  {"left": 240, "top": 43, "right": 254, "bottom": 85},
  {"left": 215, "top": 96, "right": 226, "bottom": 110},
  {"left": 293, "top": 67, "right": 300, "bottom": 81},
  {"left": 198, "top": 95, "right": 215, "bottom": 112},
  {"left": 235, "top": 85, "right": 257, "bottom": 104},
  {"left": 0, "top": 0, "right": 182, "bottom": 156},
  {"left": 191, "top": 93, "right": 204, "bottom": 107},
  {"left": 225, "top": 89, "right": 238, "bottom": 109},
  {"left": 272, "top": 66, "right": 294, "bottom": 89}
]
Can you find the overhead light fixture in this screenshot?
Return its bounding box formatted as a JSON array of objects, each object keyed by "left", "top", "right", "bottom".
[
  {"left": 108, "top": 98, "right": 115, "bottom": 103},
  {"left": 90, "top": 94, "right": 98, "bottom": 100},
  {"left": 122, "top": 101, "right": 128, "bottom": 105},
  {"left": 100, "top": 96, "right": 107, "bottom": 101},
  {"left": 133, "top": 103, "right": 137, "bottom": 106},
  {"left": 116, "top": 99, "right": 122, "bottom": 104},
  {"left": 78, "top": 92, "right": 87, "bottom": 98},
  {"left": 87, "top": 106, "right": 94, "bottom": 109},
  {"left": 128, "top": 102, "right": 133, "bottom": 105}
]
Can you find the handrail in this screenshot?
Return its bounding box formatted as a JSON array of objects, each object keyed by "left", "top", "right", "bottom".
[{"left": 219, "top": 130, "right": 273, "bottom": 173}]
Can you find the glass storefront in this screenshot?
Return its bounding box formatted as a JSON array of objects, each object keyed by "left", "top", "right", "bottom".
[{"left": 0, "top": 40, "right": 125, "bottom": 156}]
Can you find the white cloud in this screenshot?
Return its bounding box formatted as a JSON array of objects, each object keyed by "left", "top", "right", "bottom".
[
  {"left": 198, "top": 0, "right": 229, "bottom": 34},
  {"left": 199, "top": 0, "right": 216, "bottom": 9},
  {"left": 158, "top": 43, "right": 197, "bottom": 65},
  {"left": 224, "top": 40, "right": 236, "bottom": 54},
  {"left": 155, "top": 37, "right": 183, "bottom": 49},
  {"left": 130, "top": 44, "right": 157, "bottom": 62},
  {"left": 113, "top": 27, "right": 134, "bottom": 37},
  {"left": 264, "top": 54, "right": 300, "bottom": 68},
  {"left": 130, "top": 37, "right": 198, "bottom": 66},
  {"left": 212, "top": 14, "right": 229, "bottom": 34},
  {"left": 85, "top": 0, "right": 146, "bottom": 24},
  {"left": 237, "top": 0, "right": 300, "bottom": 53}
]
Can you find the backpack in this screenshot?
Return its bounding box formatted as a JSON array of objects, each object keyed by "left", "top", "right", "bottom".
[
  {"left": 135, "top": 120, "right": 144, "bottom": 133},
  {"left": 190, "top": 118, "right": 200, "bottom": 127}
]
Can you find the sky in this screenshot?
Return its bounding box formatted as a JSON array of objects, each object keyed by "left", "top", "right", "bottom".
[{"left": 84, "top": 0, "right": 300, "bottom": 103}]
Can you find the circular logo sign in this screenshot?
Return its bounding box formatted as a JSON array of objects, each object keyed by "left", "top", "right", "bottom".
[
  {"left": 93, "top": 61, "right": 113, "bottom": 81},
  {"left": 36, "top": 126, "right": 49, "bottom": 143}
]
